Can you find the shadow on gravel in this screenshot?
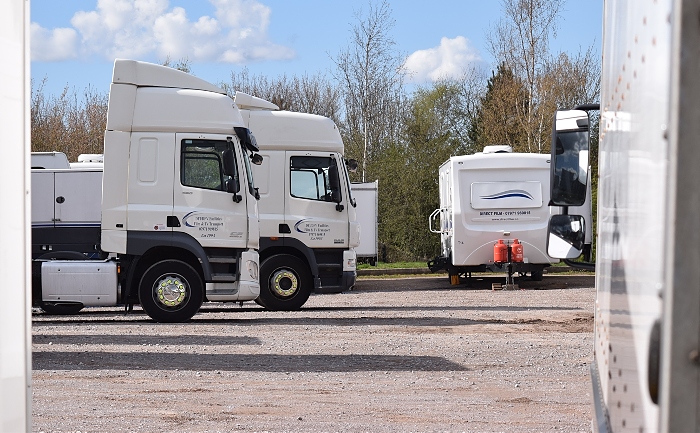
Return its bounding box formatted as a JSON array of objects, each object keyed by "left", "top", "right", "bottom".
[
  {"left": 33, "top": 334, "right": 262, "bottom": 346},
  {"left": 32, "top": 352, "right": 467, "bottom": 372},
  {"left": 32, "top": 311, "right": 586, "bottom": 328},
  {"left": 32, "top": 303, "right": 585, "bottom": 326}
]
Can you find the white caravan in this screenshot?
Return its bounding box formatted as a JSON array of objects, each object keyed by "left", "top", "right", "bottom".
[
  {"left": 236, "top": 93, "right": 360, "bottom": 310},
  {"left": 31, "top": 59, "right": 262, "bottom": 323},
  {"left": 546, "top": 0, "right": 700, "bottom": 431},
  {"left": 428, "top": 145, "right": 591, "bottom": 282}
]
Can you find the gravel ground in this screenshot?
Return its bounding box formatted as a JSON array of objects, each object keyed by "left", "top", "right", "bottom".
[{"left": 32, "top": 274, "right": 595, "bottom": 433}]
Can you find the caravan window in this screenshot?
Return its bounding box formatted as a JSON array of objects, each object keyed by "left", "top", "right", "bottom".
[{"left": 290, "top": 156, "right": 334, "bottom": 201}]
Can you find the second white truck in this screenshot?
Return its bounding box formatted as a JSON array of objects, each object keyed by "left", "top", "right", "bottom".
[{"left": 236, "top": 93, "right": 360, "bottom": 310}]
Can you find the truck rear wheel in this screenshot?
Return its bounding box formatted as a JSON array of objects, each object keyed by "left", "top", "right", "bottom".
[
  {"left": 138, "top": 260, "right": 203, "bottom": 323},
  {"left": 258, "top": 255, "right": 311, "bottom": 311}
]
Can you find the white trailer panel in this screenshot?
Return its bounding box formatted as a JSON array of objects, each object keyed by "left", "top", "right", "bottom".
[
  {"left": 351, "top": 181, "right": 378, "bottom": 263},
  {"left": 0, "top": 0, "right": 31, "bottom": 430}
]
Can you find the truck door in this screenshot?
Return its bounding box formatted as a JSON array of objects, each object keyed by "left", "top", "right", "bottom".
[
  {"left": 285, "top": 153, "right": 350, "bottom": 248},
  {"left": 172, "top": 134, "right": 249, "bottom": 249}
]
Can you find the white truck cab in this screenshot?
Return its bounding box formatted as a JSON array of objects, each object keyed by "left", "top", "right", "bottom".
[
  {"left": 32, "top": 60, "right": 263, "bottom": 322},
  {"left": 236, "top": 93, "right": 360, "bottom": 310}
]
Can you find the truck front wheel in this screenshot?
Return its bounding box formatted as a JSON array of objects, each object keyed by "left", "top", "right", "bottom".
[
  {"left": 258, "top": 255, "right": 311, "bottom": 311},
  {"left": 138, "top": 260, "right": 203, "bottom": 323}
]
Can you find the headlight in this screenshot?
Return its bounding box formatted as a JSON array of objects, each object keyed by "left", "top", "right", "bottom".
[
  {"left": 246, "top": 260, "right": 259, "bottom": 281},
  {"left": 346, "top": 257, "right": 356, "bottom": 268}
]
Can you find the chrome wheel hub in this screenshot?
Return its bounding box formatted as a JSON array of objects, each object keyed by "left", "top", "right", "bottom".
[
  {"left": 270, "top": 269, "right": 298, "bottom": 298},
  {"left": 155, "top": 275, "right": 188, "bottom": 308}
]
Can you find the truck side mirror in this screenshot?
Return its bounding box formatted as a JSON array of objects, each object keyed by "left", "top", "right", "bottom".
[
  {"left": 222, "top": 149, "right": 240, "bottom": 197},
  {"left": 346, "top": 158, "right": 358, "bottom": 173},
  {"left": 547, "top": 214, "right": 585, "bottom": 259},
  {"left": 550, "top": 110, "right": 590, "bottom": 207},
  {"left": 329, "top": 163, "right": 342, "bottom": 203},
  {"left": 234, "top": 127, "right": 259, "bottom": 152}
]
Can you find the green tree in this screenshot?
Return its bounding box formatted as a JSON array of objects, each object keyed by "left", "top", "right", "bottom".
[
  {"left": 378, "top": 83, "right": 469, "bottom": 261},
  {"left": 468, "top": 64, "right": 528, "bottom": 151},
  {"left": 332, "top": 0, "right": 406, "bottom": 182}
]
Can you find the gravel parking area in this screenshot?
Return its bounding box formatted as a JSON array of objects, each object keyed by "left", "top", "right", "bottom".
[{"left": 32, "top": 274, "right": 595, "bottom": 433}]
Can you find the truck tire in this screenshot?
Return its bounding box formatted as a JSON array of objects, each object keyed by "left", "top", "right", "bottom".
[
  {"left": 258, "top": 255, "right": 311, "bottom": 311},
  {"left": 39, "top": 302, "right": 83, "bottom": 315},
  {"left": 138, "top": 260, "right": 203, "bottom": 323}
]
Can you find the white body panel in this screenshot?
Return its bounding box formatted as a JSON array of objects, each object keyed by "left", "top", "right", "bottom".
[
  {"left": 32, "top": 151, "right": 70, "bottom": 169},
  {"left": 0, "top": 0, "right": 31, "bottom": 429},
  {"left": 438, "top": 153, "right": 559, "bottom": 267},
  {"left": 587, "top": 1, "right": 700, "bottom": 431},
  {"left": 351, "top": 182, "right": 378, "bottom": 260},
  {"left": 41, "top": 261, "right": 118, "bottom": 306}
]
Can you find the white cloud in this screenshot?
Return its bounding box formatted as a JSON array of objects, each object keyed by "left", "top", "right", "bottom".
[
  {"left": 405, "top": 36, "right": 481, "bottom": 82},
  {"left": 30, "top": 23, "right": 78, "bottom": 61},
  {"left": 31, "top": 0, "right": 295, "bottom": 63}
]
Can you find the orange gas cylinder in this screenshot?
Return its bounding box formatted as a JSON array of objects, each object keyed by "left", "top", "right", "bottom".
[
  {"left": 511, "top": 239, "right": 524, "bottom": 262},
  {"left": 494, "top": 239, "right": 508, "bottom": 263}
]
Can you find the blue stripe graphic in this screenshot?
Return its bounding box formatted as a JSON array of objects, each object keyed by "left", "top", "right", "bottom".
[{"left": 480, "top": 189, "right": 534, "bottom": 200}]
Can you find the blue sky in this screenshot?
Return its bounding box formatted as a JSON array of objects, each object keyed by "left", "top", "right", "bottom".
[{"left": 31, "top": 0, "right": 603, "bottom": 96}]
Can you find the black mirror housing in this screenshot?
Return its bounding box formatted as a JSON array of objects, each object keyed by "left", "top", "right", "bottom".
[
  {"left": 346, "top": 158, "right": 358, "bottom": 173},
  {"left": 234, "top": 127, "right": 259, "bottom": 152},
  {"left": 250, "top": 153, "right": 263, "bottom": 165}
]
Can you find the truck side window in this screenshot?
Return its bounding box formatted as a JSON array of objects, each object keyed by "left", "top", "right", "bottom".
[
  {"left": 181, "top": 139, "right": 231, "bottom": 191},
  {"left": 290, "top": 156, "right": 334, "bottom": 201}
]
